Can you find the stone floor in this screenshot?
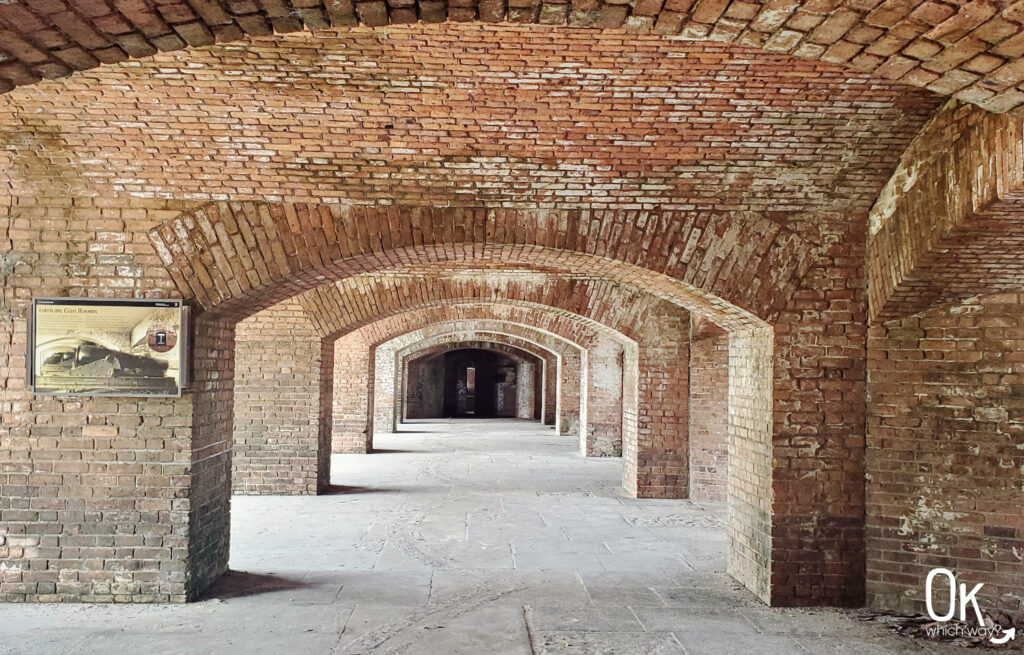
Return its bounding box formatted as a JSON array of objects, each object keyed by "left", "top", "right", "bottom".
[{"left": 0, "top": 419, "right": 974, "bottom": 654}]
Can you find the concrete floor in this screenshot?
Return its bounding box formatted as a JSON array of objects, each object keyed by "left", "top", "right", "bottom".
[{"left": 0, "top": 419, "right": 969, "bottom": 654}]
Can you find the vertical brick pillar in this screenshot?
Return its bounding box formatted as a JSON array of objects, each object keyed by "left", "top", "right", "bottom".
[
  {"left": 332, "top": 333, "right": 373, "bottom": 453},
  {"left": 580, "top": 337, "right": 624, "bottom": 456},
  {"left": 689, "top": 318, "right": 729, "bottom": 501},
  {"left": 186, "top": 315, "right": 236, "bottom": 600},
  {"left": 726, "top": 326, "right": 773, "bottom": 604},
  {"left": 542, "top": 353, "right": 557, "bottom": 425},
  {"left": 232, "top": 300, "right": 330, "bottom": 495},
  {"left": 373, "top": 344, "right": 396, "bottom": 434},
  {"left": 557, "top": 350, "right": 582, "bottom": 436},
  {"left": 770, "top": 241, "right": 867, "bottom": 607},
  {"left": 516, "top": 359, "right": 536, "bottom": 419},
  {"left": 624, "top": 301, "right": 690, "bottom": 498}
]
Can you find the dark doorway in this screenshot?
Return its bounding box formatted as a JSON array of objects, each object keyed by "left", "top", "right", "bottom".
[{"left": 442, "top": 349, "right": 517, "bottom": 418}]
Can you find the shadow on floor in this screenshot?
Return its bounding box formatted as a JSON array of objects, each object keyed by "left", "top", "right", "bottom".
[
  {"left": 368, "top": 448, "right": 420, "bottom": 454},
  {"left": 200, "top": 570, "right": 307, "bottom": 600},
  {"left": 322, "top": 484, "right": 403, "bottom": 495}
]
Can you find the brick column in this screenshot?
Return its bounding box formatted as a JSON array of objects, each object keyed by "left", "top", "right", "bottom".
[
  {"left": 373, "top": 344, "right": 396, "bottom": 434},
  {"left": 232, "top": 300, "right": 331, "bottom": 495},
  {"left": 557, "top": 350, "right": 582, "bottom": 436},
  {"left": 689, "top": 318, "right": 729, "bottom": 502},
  {"left": 624, "top": 301, "right": 690, "bottom": 498},
  {"left": 516, "top": 359, "right": 536, "bottom": 419},
  {"left": 332, "top": 333, "right": 373, "bottom": 453},
  {"left": 542, "top": 352, "right": 557, "bottom": 425},
  {"left": 581, "top": 338, "right": 625, "bottom": 457}
]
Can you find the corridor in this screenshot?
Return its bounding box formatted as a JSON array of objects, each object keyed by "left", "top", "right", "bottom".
[{"left": 0, "top": 421, "right": 961, "bottom": 654}]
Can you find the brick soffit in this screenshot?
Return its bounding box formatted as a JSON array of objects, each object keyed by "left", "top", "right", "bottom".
[{"left": 3, "top": 5, "right": 1024, "bottom": 114}]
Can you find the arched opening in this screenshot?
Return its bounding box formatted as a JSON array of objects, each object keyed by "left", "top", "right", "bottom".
[
  {"left": 440, "top": 348, "right": 515, "bottom": 417},
  {"left": 402, "top": 341, "right": 544, "bottom": 422}
]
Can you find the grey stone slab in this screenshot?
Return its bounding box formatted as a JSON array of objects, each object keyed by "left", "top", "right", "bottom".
[
  {"left": 632, "top": 606, "right": 759, "bottom": 634},
  {"left": 532, "top": 630, "right": 684, "bottom": 654},
  {"left": 673, "top": 631, "right": 807, "bottom": 655},
  {"left": 527, "top": 605, "right": 644, "bottom": 632}
]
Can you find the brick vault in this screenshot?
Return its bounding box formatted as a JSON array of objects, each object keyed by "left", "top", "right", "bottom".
[{"left": 0, "top": 12, "right": 1021, "bottom": 624}]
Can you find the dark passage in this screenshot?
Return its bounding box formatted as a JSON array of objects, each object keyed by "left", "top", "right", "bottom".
[{"left": 406, "top": 348, "right": 518, "bottom": 419}]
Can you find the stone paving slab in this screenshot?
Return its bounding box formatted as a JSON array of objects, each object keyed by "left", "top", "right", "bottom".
[{"left": 0, "top": 420, "right": 977, "bottom": 655}]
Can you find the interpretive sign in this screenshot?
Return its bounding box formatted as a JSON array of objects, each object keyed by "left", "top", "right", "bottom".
[{"left": 28, "top": 298, "right": 188, "bottom": 397}]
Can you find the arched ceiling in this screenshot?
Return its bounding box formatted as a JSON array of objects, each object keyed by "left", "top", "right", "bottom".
[{"left": 0, "top": 5, "right": 1023, "bottom": 113}]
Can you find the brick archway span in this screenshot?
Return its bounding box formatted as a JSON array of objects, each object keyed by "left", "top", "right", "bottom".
[
  {"left": 150, "top": 201, "right": 787, "bottom": 329},
  {"left": 0, "top": 10, "right": 1021, "bottom": 114},
  {"left": 300, "top": 273, "right": 654, "bottom": 345}
]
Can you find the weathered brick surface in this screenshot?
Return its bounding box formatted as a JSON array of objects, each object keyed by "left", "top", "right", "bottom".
[
  {"left": 0, "top": 6, "right": 1017, "bottom": 113},
  {"left": 148, "top": 203, "right": 814, "bottom": 331},
  {"left": 332, "top": 332, "right": 374, "bottom": 453},
  {"left": 770, "top": 219, "right": 868, "bottom": 607},
  {"left": 625, "top": 301, "right": 690, "bottom": 498},
  {"left": 869, "top": 100, "right": 1024, "bottom": 321},
  {"left": 867, "top": 291, "right": 1024, "bottom": 615},
  {"left": 232, "top": 299, "right": 330, "bottom": 495},
  {"left": 1, "top": 195, "right": 194, "bottom": 603},
  {"left": 1, "top": 21, "right": 996, "bottom": 613},
  {"left": 726, "top": 326, "right": 774, "bottom": 604},
  {"left": 688, "top": 317, "right": 729, "bottom": 502},
  {"left": 581, "top": 338, "right": 625, "bottom": 457}
]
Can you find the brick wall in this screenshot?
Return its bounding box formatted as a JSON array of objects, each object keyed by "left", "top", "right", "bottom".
[
  {"left": 232, "top": 299, "right": 329, "bottom": 495},
  {"left": 581, "top": 339, "right": 624, "bottom": 457},
  {"left": 626, "top": 301, "right": 690, "bottom": 498},
  {"left": 726, "top": 326, "right": 774, "bottom": 604},
  {"left": 866, "top": 291, "right": 1024, "bottom": 615},
  {"left": 689, "top": 319, "right": 729, "bottom": 503},
  {"left": 0, "top": 194, "right": 197, "bottom": 603},
  {"left": 770, "top": 222, "right": 869, "bottom": 607},
  {"left": 332, "top": 332, "right": 373, "bottom": 454}
]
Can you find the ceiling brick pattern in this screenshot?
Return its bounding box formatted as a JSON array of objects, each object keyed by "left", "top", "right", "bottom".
[{"left": 2, "top": 2, "right": 1024, "bottom": 112}]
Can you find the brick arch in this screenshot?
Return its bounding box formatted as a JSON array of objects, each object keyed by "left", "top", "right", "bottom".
[
  {"left": 332, "top": 303, "right": 630, "bottom": 447},
  {"left": 396, "top": 331, "right": 561, "bottom": 425},
  {"left": 400, "top": 338, "right": 545, "bottom": 422},
  {"left": 1, "top": 10, "right": 1022, "bottom": 114},
  {"left": 307, "top": 278, "right": 647, "bottom": 344},
  {"left": 330, "top": 316, "right": 590, "bottom": 444},
  {"left": 151, "top": 201, "right": 789, "bottom": 328},
  {"left": 372, "top": 319, "right": 597, "bottom": 438}
]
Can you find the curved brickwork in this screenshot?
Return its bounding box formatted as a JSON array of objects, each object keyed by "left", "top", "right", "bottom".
[
  {"left": 0, "top": 8, "right": 1018, "bottom": 113},
  {"left": 869, "top": 100, "right": 1024, "bottom": 321},
  {"left": 149, "top": 201, "right": 800, "bottom": 328},
  {"left": 299, "top": 270, "right": 659, "bottom": 341}
]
